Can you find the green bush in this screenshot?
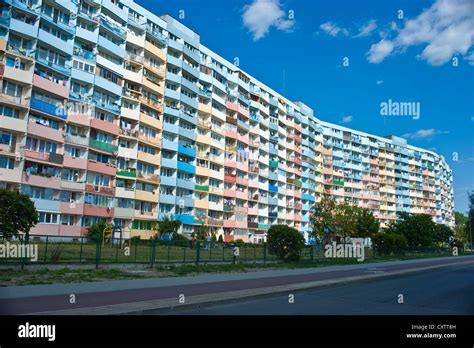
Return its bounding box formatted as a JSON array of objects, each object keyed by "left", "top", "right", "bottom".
[
  {"left": 232, "top": 239, "right": 245, "bottom": 247},
  {"left": 372, "top": 233, "right": 408, "bottom": 256},
  {"left": 267, "top": 225, "right": 305, "bottom": 261}
]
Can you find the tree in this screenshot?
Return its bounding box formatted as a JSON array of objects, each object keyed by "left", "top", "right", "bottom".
[
  {"left": 267, "top": 225, "right": 305, "bottom": 261},
  {"left": 454, "top": 212, "right": 468, "bottom": 243},
  {"left": 353, "top": 208, "right": 380, "bottom": 238},
  {"left": 157, "top": 216, "right": 182, "bottom": 238},
  {"left": 372, "top": 232, "right": 407, "bottom": 256},
  {"left": 434, "top": 224, "right": 454, "bottom": 246},
  {"left": 87, "top": 220, "right": 112, "bottom": 242},
  {"left": 466, "top": 191, "right": 474, "bottom": 247},
  {"left": 310, "top": 194, "right": 338, "bottom": 243},
  {"left": 197, "top": 223, "right": 209, "bottom": 240},
  {"left": 386, "top": 212, "right": 437, "bottom": 247},
  {"left": 0, "top": 189, "right": 38, "bottom": 240}
]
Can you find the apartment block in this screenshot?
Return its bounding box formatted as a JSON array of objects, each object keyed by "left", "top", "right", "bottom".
[{"left": 0, "top": 0, "right": 454, "bottom": 243}]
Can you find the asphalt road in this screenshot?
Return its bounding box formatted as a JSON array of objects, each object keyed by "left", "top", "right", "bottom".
[{"left": 171, "top": 262, "right": 474, "bottom": 315}]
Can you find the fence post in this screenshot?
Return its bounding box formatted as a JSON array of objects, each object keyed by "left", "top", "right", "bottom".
[
  {"left": 150, "top": 239, "right": 156, "bottom": 268},
  {"left": 115, "top": 241, "right": 119, "bottom": 263},
  {"left": 195, "top": 242, "right": 200, "bottom": 265},
  {"left": 134, "top": 241, "right": 138, "bottom": 263},
  {"left": 310, "top": 245, "right": 314, "bottom": 261},
  {"left": 183, "top": 245, "right": 186, "bottom": 264},
  {"left": 79, "top": 237, "right": 83, "bottom": 263},
  {"left": 95, "top": 237, "right": 101, "bottom": 270},
  {"left": 44, "top": 236, "right": 49, "bottom": 262},
  {"left": 263, "top": 243, "right": 267, "bottom": 264}
]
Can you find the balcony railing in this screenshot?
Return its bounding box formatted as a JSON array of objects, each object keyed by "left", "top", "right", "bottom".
[{"left": 89, "top": 139, "right": 118, "bottom": 154}]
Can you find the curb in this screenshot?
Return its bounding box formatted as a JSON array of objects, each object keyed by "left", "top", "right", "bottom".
[{"left": 30, "top": 258, "right": 474, "bottom": 315}]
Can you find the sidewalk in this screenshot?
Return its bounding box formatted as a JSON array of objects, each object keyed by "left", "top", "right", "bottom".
[{"left": 1, "top": 255, "right": 473, "bottom": 315}]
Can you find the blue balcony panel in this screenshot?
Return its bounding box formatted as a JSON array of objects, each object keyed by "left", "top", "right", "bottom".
[
  {"left": 161, "top": 158, "right": 178, "bottom": 169},
  {"left": 71, "top": 68, "right": 95, "bottom": 84},
  {"left": 302, "top": 193, "right": 315, "bottom": 202},
  {"left": 94, "top": 75, "right": 122, "bottom": 96},
  {"left": 32, "top": 199, "right": 60, "bottom": 212},
  {"left": 160, "top": 176, "right": 177, "bottom": 187},
  {"left": 30, "top": 98, "right": 67, "bottom": 119},
  {"left": 162, "top": 139, "right": 178, "bottom": 152},
  {"left": 176, "top": 179, "right": 194, "bottom": 190},
  {"left": 175, "top": 214, "right": 194, "bottom": 225},
  {"left": 177, "top": 161, "right": 195, "bottom": 174},
  {"left": 178, "top": 144, "right": 196, "bottom": 158},
  {"left": 268, "top": 184, "right": 278, "bottom": 193},
  {"left": 9, "top": 18, "right": 38, "bottom": 37},
  {"left": 97, "top": 35, "right": 126, "bottom": 58},
  {"left": 159, "top": 194, "right": 176, "bottom": 205}
]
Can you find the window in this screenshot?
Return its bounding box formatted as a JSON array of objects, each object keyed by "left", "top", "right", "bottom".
[
  {"left": 25, "top": 137, "right": 58, "bottom": 153},
  {"left": 0, "top": 156, "right": 14, "bottom": 169},
  {"left": 61, "top": 215, "right": 75, "bottom": 226},
  {"left": 38, "top": 212, "right": 59, "bottom": 224},
  {"left": 72, "top": 59, "right": 94, "bottom": 73},
  {"left": 0, "top": 105, "right": 19, "bottom": 118},
  {"left": 2, "top": 81, "right": 22, "bottom": 97}
]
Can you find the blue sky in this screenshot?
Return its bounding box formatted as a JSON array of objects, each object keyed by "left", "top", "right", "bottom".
[{"left": 137, "top": 0, "right": 474, "bottom": 214}]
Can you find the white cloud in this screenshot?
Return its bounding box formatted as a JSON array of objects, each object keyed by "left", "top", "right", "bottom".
[
  {"left": 376, "top": 80, "right": 384, "bottom": 85},
  {"left": 355, "top": 20, "right": 377, "bottom": 38},
  {"left": 340, "top": 115, "right": 353, "bottom": 123},
  {"left": 367, "top": 40, "right": 394, "bottom": 63},
  {"left": 319, "top": 21, "right": 349, "bottom": 37},
  {"left": 402, "top": 129, "right": 449, "bottom": 139},
  {"left": 367, "top": 0, "right": 474, "bottom": 65},
  {"left": 242, "top": 0, "right": 294, "bottom": 41}
]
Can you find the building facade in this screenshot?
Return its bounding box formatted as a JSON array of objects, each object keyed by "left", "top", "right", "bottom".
[{"left": 0, "top": 0, "right": 454, "bottom": 242}]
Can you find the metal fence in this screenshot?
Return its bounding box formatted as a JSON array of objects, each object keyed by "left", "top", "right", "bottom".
[{"left": 0, "top": 235, "right": 458, "bottom": 269}]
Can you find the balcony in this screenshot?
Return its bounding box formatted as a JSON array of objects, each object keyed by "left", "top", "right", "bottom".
[
  {"left": 178, "top": 144, "right": 196, "bottom": 158},
  {"left": 33, "top": 74, "right": 69, "bottom": 98},
  {"left": 30, "top": 98, "right": 67, "bottom": 119},
  {"left": 92, "top": 97, "right": 120, "bottom": 114},
  {"left": 28, "top": 120, "right": 63, "bottom": 143},
  {"left": 89, "top": 139, "right": 118, "bottom": 154},
  {"left": 37, "top": 29, "right": 73, "bottom": 55},
  {"left": 177, "top": 161, "right": 195, "bottom": 174},
  {"left": 175, "top": 214, "right": 194, "bottom": 225}
]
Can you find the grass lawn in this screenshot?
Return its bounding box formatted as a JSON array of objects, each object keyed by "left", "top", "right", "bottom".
[{"left": 1, "top": 250, "right": 470, "bottom": 286}]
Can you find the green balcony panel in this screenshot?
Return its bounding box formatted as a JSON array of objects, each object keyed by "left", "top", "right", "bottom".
[
  {"left": 194, "top": 219, "right": 203, "bottom": 224},
  {"left": 269, "top": 160, "right": 278, "bottom": 167},
  {"left": 89, "top": 139, "right": 118, "bottom": 154},
  {"left": 194, "top": 184, "right": 209, "bottom": 192},
  {"left": 223, "top": 206, "right": 234, "bottom": 211},
  {"left": 293, "top": 179, "right": 302, "bottom": 187},
  {"left": 258, "top": 224, "right": 271, "bottom": 230},
  {"left": 332, "top": 180, "right": 344, "bottom": 186},
  {"left": 117, "top": 171, "right": 137, "bottom": 178}
]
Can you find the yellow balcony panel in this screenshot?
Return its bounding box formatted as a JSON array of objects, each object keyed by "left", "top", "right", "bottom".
[
  {"left": 196, "top": 133, "right": 210, "bottom": 144},
  {"left": 131, "top": 229, "right": 155, "bottom": 239},
  {"left": 142, "top": 76, "right": 163, "bottom": 92},
  {"left": 0, "top": 168, "right": 22, "bottom": 183},
  {"left": 138, "top": 134, "right": 162, "bottom": 148},
  {"left": 137, "top": 151, "right": 161, "bottom": 166},
  {"left": 0, "top": 39, "right": 6, "bottom": 52},
  {"left": 144, "top": 41, "right": 166, "bottom": 61},
  {"left": 3, "top": 66, "right": 34, "bottom": 85},
  {"left": 198, "top": 102, "right": 212, "bottom": 113},
  {"left": 196, "top": 166, "right": 210, "bottom": 176},
  {"left": 139, "top": 113, "right": 162, "bottom": 130},
  {"left": 195, "top": 199, "right": 208, "bottom": 209},
  {"left": 135, "top": 190, "right": 159, "bottom": 202},
  {"left": 0, "top": 116, "right": 27, "bottom": 133}
]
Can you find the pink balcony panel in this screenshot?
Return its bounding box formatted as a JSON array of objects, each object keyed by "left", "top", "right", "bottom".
[
  {"left": 238, "top": 106, "right": 249, "bottom": 118},
  {"left": 235, "top": 206, "right": 248, "bottom": 214},
  {"left": 236, "top": 177, "right": 249, "bottom": 186},
  {"left": 223, "top": 189, "right": 237, "bottom": 198},
  {"left": 248, "top": 180, "right": 259, "bottom": 188},
  {"left": 59, "top": 225, "right": 84, "bottom": 236},
  {"left": 33, "top": 74, "right": 69, "bottom": 99},
  {"left": 236, "top": 162, "right": 248, "bottom": 172},
  {"left": 22, "top": 173, "right": 61, "bottom": 189},
  {"left": 83, "top": 205, "right": 114, "bottom": 218},
  {"left": 30, "top": 224, "right": 60, "bottom": 236},
  {"left": 235, "top": 220, "right": 247, "bottom": 229},
  {"left": 237, "top": 134, "right": 249, "bottom": 145},
  {"left": 90, "top": 118, "right": 120, "bottom": 136},
  {"left": 224, "top": 160, "right": 237, "bottom": 169},
  {"left": 63, "top": 156, "right": 88, "bottom": 170},
  {"left": 248, "top": 207, "right": 259, "bottom": 215},
  {"left": 87, "top": 160, "right": 117, "bottom": 176},
  {"left": 60, "top": 202, "right": 85, "bottom": 215},
  {"left": 223, "top": 220, "right": 236, "bottom": 228},
  {"left": 225, "top": 130, "right": 238, "bottom": 139},
  {"left": 28, "top": 121, "right": 64, "bottom": 143},
  {"left": 67, "top": 112, "right": 91, "bottom": 127},
  {"left": 226, "top": 101, "right": 238, "bottom": 112}
]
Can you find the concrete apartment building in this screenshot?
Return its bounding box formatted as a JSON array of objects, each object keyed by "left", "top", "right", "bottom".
[{"left": 0, "top": 0, "right": 454, "bottom": 242}]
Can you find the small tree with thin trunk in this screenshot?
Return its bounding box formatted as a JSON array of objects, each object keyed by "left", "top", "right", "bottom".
[{"left": 0, "top": 189, "right": 38, "bottom": 241}]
